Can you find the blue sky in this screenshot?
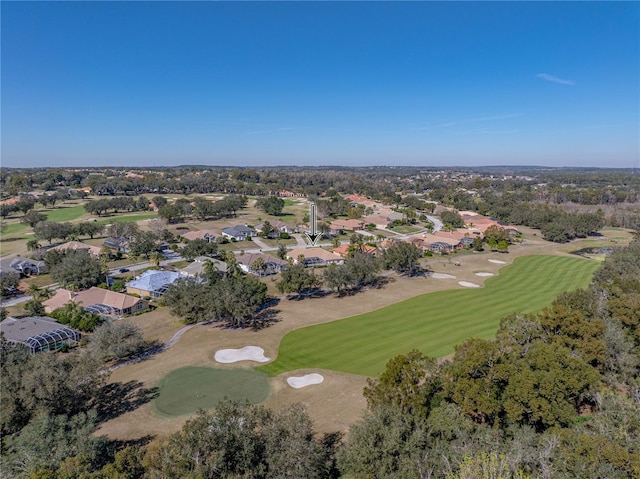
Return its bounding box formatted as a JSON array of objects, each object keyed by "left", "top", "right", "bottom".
[{"left": 2, "top": 1, "right": 638, "bottom": 168}]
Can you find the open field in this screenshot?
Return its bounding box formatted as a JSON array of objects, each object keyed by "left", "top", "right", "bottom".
[
  {"left": 43, "top": 204, "right": 87, "bottom": 222},
  {"left": 259, "top": 255, "right": 599, "bottom": 377},
  {"left": 96, "top": 213, "right": 159, "bottom": 225},
  {"left": 154, "top": 367, "right": 270, "bottom": 417}
]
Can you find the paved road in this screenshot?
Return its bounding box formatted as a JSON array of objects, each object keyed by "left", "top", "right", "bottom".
[
  {"left": 425, "top": 214, "right": 444, "bottom": 232},
  {"left": 0, "top": 294, "right": 33, "bottom": 307}
]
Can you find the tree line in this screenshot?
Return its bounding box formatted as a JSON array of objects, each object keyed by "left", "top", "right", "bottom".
[{"left": 1, "top": 241, "right": 638, "bottom": 478}]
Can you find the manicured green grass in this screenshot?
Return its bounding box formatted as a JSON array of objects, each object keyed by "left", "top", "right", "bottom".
[
  {"left": 259, "top": 255, "right": 599, "bottom": 377},
  {"left": 44, "top": 205, "right": 87, "bottom": 222},
  {"left": 96, "top": 213, "right": 158, "bottom": 225},
  {"left": 0, "top": 222, "right": 28, "bottom": 237},
  {"left": 154, "top": 367, "right": 270, "bottom": 417}
]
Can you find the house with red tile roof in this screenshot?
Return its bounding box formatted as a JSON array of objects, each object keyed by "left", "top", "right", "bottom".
[
  {"left": 286, "top": 247, "right": 344, "bottom": 267},
  {"left": 364, "top": 215, "right": 392, "bottom": 229},
  {"left": 332, "top": 243, "right": 378, "bottom": 258},
  {"left": 329, "top": 219, "right": 366, "bottom": 234},
  {"left": 52, "top": 241, "right": 102, "bottom": 258},
  {"left": 43, "top": 287, "right": 148, "bottom": 317}
]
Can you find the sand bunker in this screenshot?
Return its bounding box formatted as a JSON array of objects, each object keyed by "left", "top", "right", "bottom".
[
  {"left": 214, "top": 346, "right": 270, "bottom": 364},
  {"left": 475, "top": 272, "right": 494, "bottom": 277},
  {"left": 287, "top": 373, "right": 325, "bottom": 389},
  {"left": 431, "top": 273, "right": 456, "bottom": 279},
  {"left": 458, "top": 281, "right": 480, "bottom": 288},
  {"left": 489, "top": 259, "right": 506, "bottom": 264}
]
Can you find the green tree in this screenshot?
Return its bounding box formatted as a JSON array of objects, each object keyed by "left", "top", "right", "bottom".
[
  {"left": 497, "top": 240, "right": 509, "bottom": 253},
  {"left": 74, "top": 221, "right": 103, "bottom": 240},
  {"left": 251, "top": 256, "right": 268, "bottom": 277},
  {"left": 128, "top": 231, "right": 160, "bottom": 259},
  {"left": 144, "top": 400, "right": 330, "bottom": 479},
  {"left": 484, "top": 225, "right": 509, "bottom": 244},
  {"left": 27, "top": 238, "right": 42, "bottom": 252},
  {"left": 444, "top": 338, "right": 505, "bottom": 426},
  {"left": 2, "top": 411, "right": 106, "bottom": 478},
  {"left": 440, "top": 210, "right": 465, "bottom": 228},
  {"left": 338, "top": 405, "right": 429, "bottom": 479},
  {"left": 276, "top": 263, "right": 321, "bottom": 298},
  {"left": 277, "top": 243, "right": 288, "bottom": 260},
  {"left": 256, "top": 196, "right": 285, "bottom": 215},
  {"left": 539, "top": 303, "right": 606, "bottom": 367},
  {"left": 163, "top": 276, "right": 213, "bottom": 324},
  {"left": 51, "top": 250, "right": 102, "bottom": 290},
  {"left": 501, "top": 342, "right": 600, "bottom": 430},
  {"left": 24, "top": 299, "right": 45, "bottom": 316},
  {"left": 49, "top": 302, "right": 102, "bottom": 332},
  {"left": 88, "top": 320, "right": 147, "bottom": 361},
  {"left": 383, "top": 241, "right": 423, "bottom": 275},
  {"left": 21, "top": 210, "right": 47, "bottom": 228},
  {"left": 180, "top": 238, "right": 218, "bottom": 261},
  {"left": 363, "top": 350, "right": 441, "bottom": 417}
]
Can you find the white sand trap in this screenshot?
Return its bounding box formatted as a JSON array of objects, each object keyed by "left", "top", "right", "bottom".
[
  {"left": 458, "top": 281, "right": 480, "bottom": 288},
  {"left": 214, "top": 346, "right": 270, "bottom": 364},
  {"left": 489, "top": 259, "right": 506, "bottom": 264},
  {"left": 287, "top": 373, "right": 325, "bottom": 389},
  {"left": 431, "top": 273, "right": 456, "bottom": 279},
  {"left": 475, "top": 272, "right": 494, "bottom": 277}
]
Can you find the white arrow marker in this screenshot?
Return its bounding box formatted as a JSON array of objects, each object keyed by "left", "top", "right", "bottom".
[{"left": 304, "top": 202, "right": 321, "bottom": 246}]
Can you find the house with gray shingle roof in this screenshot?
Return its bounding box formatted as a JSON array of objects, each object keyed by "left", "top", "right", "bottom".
[
  {"left": 179, "top": 257, "right": 228, "bottom": 277},
  {"left": 235, "top": 252, "right": 289, "bottom": 276},
  {"left": 0, "top": 257, "right": 47, "bottom": 277},
  {"left": 222, "top": 225, "right": 256, "bottom": 241},
  {"left": 0, "top": 316, "right": 81, "bottom": 353}
]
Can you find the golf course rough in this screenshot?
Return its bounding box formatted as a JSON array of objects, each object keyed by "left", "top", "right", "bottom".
[
  {"left": 259, "top": 255, "right": 599, "bottom": 377},
  {"left": 154, "top": 367, "right": 270, "bottom": 417}
]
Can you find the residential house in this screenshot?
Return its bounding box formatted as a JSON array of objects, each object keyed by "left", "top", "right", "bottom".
[
  {"left": 103, "top": 236, "right": 130, "bottom": 253},
  {"left": 286, "top": 247, "right": 344, "bottom": 267},
  {"left": 180, "top": 257, "right": 228, "bottom": 277},
  {"left": 43, "top": 287, "right": 148, "bottom": 317},
  {"left": 235, "top": 253, "right": 289, "bottom": 276},
  {"left": 255, "top": 220, "right": 296, "bottom": 238},
  {"left": 420, "top": 233, "right": 464, "bottom": 253},
  {"left": 364, "top": 215, "right": 391, "bottom": 229},
  {"left": 125, "top": 270, "right": 183, "bottom": 298},
  {"left": 0, "top": 257, "right": 47, "bottom": 277},
  {"left": 433, "top": 230, "right": 475, "bottom": 247},
  {"left": 221, "top": 225, "right": 256, "bottom": 241},
  {"left": 52, "top": 240, "right": 102, "bottom": 258},
  {"left": 271, "top": 220, "right": 296, "bottom": 235},
  {"left": 180, "top": 229, "right": 218, "bottom": 243},
  {"left": 332, "top": 243, "right": 378, "bottom": 258},
  {"left": 328, "top": 219, "right": 366, "bottom": 235},
  {"left": 0, "top": 316, "right": 81, "bottom": 353},
  {"left": 68, "top": 187, "right": 92, "bottom": 195}
]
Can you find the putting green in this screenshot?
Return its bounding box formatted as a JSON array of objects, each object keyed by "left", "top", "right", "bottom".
[
  {"left": 154, "top": 367, "right": 270, "bottom": 417},
  {"left": 259, "top": 255, "right": 599, "bottom": 377}
]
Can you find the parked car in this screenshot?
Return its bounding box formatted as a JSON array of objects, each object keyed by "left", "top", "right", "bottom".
[{"left": 118, "top": 268, "right": 130, "bottom": 273}]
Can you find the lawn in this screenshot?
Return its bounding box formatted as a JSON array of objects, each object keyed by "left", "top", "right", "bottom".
[
  {"left": 0, "top": 221, "right": 28, "bottom": 237},
  {"left": 44, "top": 205, "right": 87, "bottom": 222},
  {"left": 154, "top": 367, "right": 270, "bottom": 417},
  {"left": 259, "top": 255, "right": 599, "bottom": 377},
  {"left": 96, "top": 213, "right": 158, "bottom": 225}
]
